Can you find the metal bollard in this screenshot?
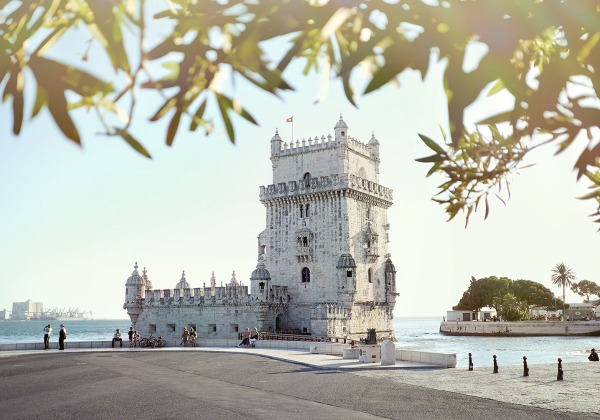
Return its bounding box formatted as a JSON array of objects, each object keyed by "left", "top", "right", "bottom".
[
  {"left": 493, "top": 354, "right": 498, "bottom": 374},
  {"left": 523, "top": 356, "right": 529, "bottom": 377},
  {"left": 468, "top": 353, "right": 473, "bottom": 371},
  {"left": 557, "top": 358, "right": 563, "bottom": 381}
]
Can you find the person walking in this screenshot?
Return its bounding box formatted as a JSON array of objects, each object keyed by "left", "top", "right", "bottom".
[
  {"left": 180, "top": 327, "right": 189, "bottom": 346},
  {"left": 43, "top": 324, "right": 52, "bottom": 350},
  {"left": 58, "top": 324, "right": 67, "bottom": 350},
  {"left": 128, "top": 327, "right": 134, "bottom": 347}
]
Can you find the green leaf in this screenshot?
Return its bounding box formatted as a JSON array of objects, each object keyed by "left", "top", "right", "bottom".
[
  {"left": 32, "top": 85, "right": 48, "bottom": 118},
  {"left": 216, "top": 92, "right": 235, "bottom": 143},
  {"left": 190, "top": 98, "right": 207, "bottom": 132},
  {"left": 415, "top": 154, "right": 443, "bottom": 163},
  {"left": 166, "top": 107, "right": 183, "bottom": 147},
  {"left": 474, "top": 112, "right": 512, "bottom": 126},
  {"left": 487, "top": 79, "right": 505, "bottom": 96},
  {"left": 150, "top": 96, "right": 177, "bottom": 122},
  {"left": 418, "top": 134, "right": 446, "bottom": 154},
  {"left": 116, "top": 129, "right": 152, "bottom": 159}
]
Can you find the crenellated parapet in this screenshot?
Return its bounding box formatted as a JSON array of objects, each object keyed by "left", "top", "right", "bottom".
[
  {"left": 274, "top": 133, "right": 373, "bottom": 158},
  {"left": 259, "top": 174, "right": 393, "bottom": 204}
]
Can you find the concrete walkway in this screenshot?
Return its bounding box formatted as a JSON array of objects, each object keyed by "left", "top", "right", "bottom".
[{"left": 1, "top": 345, "right": 598, "bottom": 416}]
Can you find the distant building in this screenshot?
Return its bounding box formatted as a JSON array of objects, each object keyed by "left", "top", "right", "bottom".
[
  {"left": 0, "top": 309, "right": 10, "bottom": 320},
  {"left": 124, "top": 116, "right": 398, "bottom": 341},
  {"left": 11, "top": 299, "right": 44, "bottom": 320}
]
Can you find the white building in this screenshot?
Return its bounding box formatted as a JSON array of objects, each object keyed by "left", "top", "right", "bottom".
[{"left": 124, "top": 116, "right": 398, "bottom": 341}]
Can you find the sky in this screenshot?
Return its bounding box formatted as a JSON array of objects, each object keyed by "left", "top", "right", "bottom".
[{"left": 0, "top": 7, "right": 598, "bottom": 320}]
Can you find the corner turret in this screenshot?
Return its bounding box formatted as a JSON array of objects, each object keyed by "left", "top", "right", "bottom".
[
  {"left": 270, "top": 128, "right": 283, "bottom": 156},
  {"left": 368, "top": 132, "right": 380, "bottom": 173},
  {"left": 123, "top": 262, "right": 144, "bottom": 326},
  {"left": 250, "top": 257, "right": 271, "bottom": 301},
  {"left": 334, "top": 114, "right": 348, "bottom": 143}
]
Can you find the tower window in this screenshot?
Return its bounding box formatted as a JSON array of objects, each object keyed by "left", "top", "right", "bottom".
[
  {"left": 260, "top": 245, "right": 266, "bottom": 255},
  {"left": 368, "top": 268, "right": 373, "bottom": 284},
  {"left": 303, "top": 172, "right": 311, "bottom": 188},
  {"left": 301, "top": 267, "right": 311, "bottom": 283},
  {"left": 346, "top": 270, "right": 353, "bottom": 278},
  {"left": 259, "top": 282, "right": 265, "bottom": 291},
  {"left": 305, "top": 204, "right": 310, "bottom": 217},
  {"left": 302, "top": 236, "right": 308, "bottom": 247},
  {"left": 299, "top": 204, "right": 304, "bottom": 218}
]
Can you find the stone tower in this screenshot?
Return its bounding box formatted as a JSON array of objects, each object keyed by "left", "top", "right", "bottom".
[{"left": 258, "top": 115, "right": 397, "bottom": 339}]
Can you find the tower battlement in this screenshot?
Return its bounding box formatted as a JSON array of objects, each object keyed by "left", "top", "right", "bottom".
[{"left": 259, "top": 174, "right": 393, "bottom": 204}]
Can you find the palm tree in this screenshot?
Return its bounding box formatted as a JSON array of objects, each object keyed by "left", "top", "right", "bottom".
[{"left": 551, "top": 263, "right": 576, "bottom": 321}]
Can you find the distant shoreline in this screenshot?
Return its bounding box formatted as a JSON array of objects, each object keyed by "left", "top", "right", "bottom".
[{"left": 440, "top": 320, "right": 600, "bottom": 336}]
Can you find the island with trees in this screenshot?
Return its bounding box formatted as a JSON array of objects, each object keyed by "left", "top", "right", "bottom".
[{"left": 440, "top": 268, "right": 600, "bottom": 336}]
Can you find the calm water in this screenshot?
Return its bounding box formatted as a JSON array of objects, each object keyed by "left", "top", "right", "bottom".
[{"left": 1, "top": 317, "right": 597, "bottom": 367}]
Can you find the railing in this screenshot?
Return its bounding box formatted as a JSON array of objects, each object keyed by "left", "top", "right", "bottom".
[{"left": 236, "top": 330, "right": 357, "bottom": 344}]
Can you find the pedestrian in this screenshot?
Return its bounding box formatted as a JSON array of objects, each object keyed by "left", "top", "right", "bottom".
[
  {"left": 128, "top": 327, "right": 134, "bottom": 347},
  {"left": 249, "top": 327, "right": 259, "bottom": 347},
  {"left": 112, "top": 329, "right": 123, "bottom": 348},
  {"left": 133, "top": 330, "right": 140, "bottom": 347},
  {"left": 180, "top": 327, "right": 189, "bottom": 346},
  {"left": 238, "top": 327, "right": 251, "bottom": 347},
  {"left": 189, "top": 327, "right": 197, "bottom": 346},
  {"left": 589, "top": 348, "right": 599, "bottom": 361},
  {"left": 43, "top": 324, "right": 52, "bottom": 350},
  {"left": 58, "top": 324, "right": 67, "bottom": 350}
]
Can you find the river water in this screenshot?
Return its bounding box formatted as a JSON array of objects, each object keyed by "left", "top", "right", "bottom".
[{"left": 1, "top": 317, "right": 597, "bottom": 367}]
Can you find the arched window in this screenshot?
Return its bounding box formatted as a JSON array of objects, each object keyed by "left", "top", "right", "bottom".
[
  {"left": 301, "top": 267, "right": 311, "bottom": 283},
  {"left": 368, "top": 268, "right": 373, "bottom": 284},
  {"left": 299, "top": 204, "right": 304, "bottom": 218},
  {"left": 303, "top": 172, "right": 311, "bottom": 188},
  {"left": 305, "top": 204, "right": 310, "bottom": 217}
]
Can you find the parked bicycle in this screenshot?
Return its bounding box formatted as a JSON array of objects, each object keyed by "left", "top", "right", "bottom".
[{"left": 139, "top": 334, "right": 167, "bottom": 348}]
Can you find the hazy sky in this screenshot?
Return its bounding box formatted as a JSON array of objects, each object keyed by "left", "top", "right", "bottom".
[{"left": 1, "top": 9, "right": 598, "bottom": 320}]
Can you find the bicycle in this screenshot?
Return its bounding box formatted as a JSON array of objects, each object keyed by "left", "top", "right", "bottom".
[{"left": 139, "top": 334, "right": 167, "bottom": 348}]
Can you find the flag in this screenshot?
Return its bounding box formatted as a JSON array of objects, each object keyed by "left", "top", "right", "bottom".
[{"left": 286, "top": 117, "right": 293, "bottom": 122}]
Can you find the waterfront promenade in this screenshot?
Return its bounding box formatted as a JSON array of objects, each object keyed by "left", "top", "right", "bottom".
[{"left": 0, "top": 346, "right": 598, "bottom": 419}]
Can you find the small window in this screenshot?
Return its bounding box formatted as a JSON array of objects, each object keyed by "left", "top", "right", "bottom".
[
  {"left": 259, "top": 282, "right": 265, "bottom": 291},
  {"left": 301, "top": 267, "right": 311, "bottom": 283},
  {"left": 302, "top": 327, "right": 308, "bottom": 333},
  {"left": 302, "top": 236, "right": 308, "bottom": 246},
  {"left": 167, "top": 323, "right": 176, "bottom": 332},
  {"left": 346, "top": 270, "right": 352, "bottom": 278},
  {"left": 208, "top": 324, "right": 217, "bottom": 333},
  {"left": 231, "top": 324, "right": 239, "bottom": 333},
  {"left": 149, "top": 324, "right": 157, "bottom": 333},
  {"left": 303, "top": 172, "right": 311, "bottom": 188},
  {"left": 260, "top": 245, "right": 266, "bottom": 255},
  {"left": 305, "top": 204, "right": 310, "bottom": 217},
  {"left": 299, "top": 204, "right": 304, "bottom": 218},
  {"left": 368, "top": 268, "right": 373, "bottom": 284}
]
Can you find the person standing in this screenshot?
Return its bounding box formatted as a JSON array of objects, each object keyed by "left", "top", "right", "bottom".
[
  {"left": 180, "top": 327, "right": 189, "bottom": 346},
  {"left": 128, "top": 327, "right": 134, "bottom": 347},
  {"left": 58, "top": 324, "right": 67, "bottom": 350},
  {"left": 43, "top": 324, "right": 52, "bottom": 350}
]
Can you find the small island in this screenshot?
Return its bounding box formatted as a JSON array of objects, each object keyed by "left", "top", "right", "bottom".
[{"left": 440, "top": 273, "right": 600, "bottom": 336}]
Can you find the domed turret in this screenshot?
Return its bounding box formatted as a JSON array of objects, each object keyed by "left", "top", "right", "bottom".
[
  {"left": 176, "top": 270, "right": 190, "bottom": 289},
  {"left": 368, "top": 131, "right": 381, "bottom": 172},
  {"left": 250, "top": 258, "right": 271, "bottom": 300},
  {"left": 123, "top": 262, "right": 145, "bottom": 326},
  {"left": 336, "top": 253, "right": 357, "bottom": 268},
  {"left": 270, "top": 128, "right": 283, "bottom": 156},
  {"left": 334, "top": 114, "right": 348, "bottom": 142},
  {"left": 229, "top": 271, "right": 238, "bottom": 285}
]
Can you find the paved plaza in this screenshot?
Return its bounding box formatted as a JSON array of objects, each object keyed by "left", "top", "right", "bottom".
[{"left": 0, "top": 346, "right": 598, "bottom": 419}]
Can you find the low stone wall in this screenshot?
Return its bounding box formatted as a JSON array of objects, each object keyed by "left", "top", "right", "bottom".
[
  {"left": 0, "top": 340, "right": 456, "bottom": 367},
  {"left": 396, "top": 349, "right": 456, "bottom": 368},
  {"left": 440, "top": 321, "right": 600, "bottom": 336}
]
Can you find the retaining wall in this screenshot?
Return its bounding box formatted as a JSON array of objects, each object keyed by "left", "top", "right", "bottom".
[
  {"left": 0, "top": 340, "right": 456, "bottom": 367},
  {"left": 440, "top": 321, "right": 600, "bottom": 336}
]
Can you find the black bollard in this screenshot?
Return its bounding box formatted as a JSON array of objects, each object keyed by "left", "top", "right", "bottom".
[
  {"left": 523, "top": 356, "right": 529, "bottom": 377},
  {"left": 493, "top": 355, "right": 498, "bottom": 374},
  {"left": 468, "top": 353, "right": 473, "bottom": 371},
  {"left": 557, "top": 358, "right": 563, "bottom": 381}
]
